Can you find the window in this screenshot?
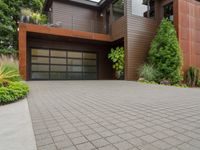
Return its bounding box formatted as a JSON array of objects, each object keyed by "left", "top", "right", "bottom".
[
  {"left": 132, "top": 0, "right": 155, "bottom": 18},
  {"left": 164, "top": 2, "right": 173, "bottom": 21},
  {"left": 112, "top": 0, "right": 124, "bottom": 21}
]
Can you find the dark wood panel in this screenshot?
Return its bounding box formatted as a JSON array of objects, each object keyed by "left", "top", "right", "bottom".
[{"left": 111, "top": 16, "right": 126, "bottom": 41}]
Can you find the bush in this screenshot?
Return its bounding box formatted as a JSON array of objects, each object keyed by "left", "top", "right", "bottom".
[
  {"left": 0, "top": 58, "right": 21, "bottom": 85},
  {"left": 148, "top": 19, "right": 183, "bottom": 84},
  {"left": 108, "top": 47, "right": 125, "bottom": 72},
  {"left": 0, "top": 81, "right": 29, "bottom": 104},
  {"left": 138, "top": 64, "right": 157, "bottom": 81},
  {"left": 186, "top": 66, "right": 199, "bottom": 87}
]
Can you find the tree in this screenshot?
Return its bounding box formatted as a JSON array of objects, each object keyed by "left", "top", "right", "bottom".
[
  {"left": 148, "top": 19, "right": 183, "bottom": 84},
  {"left": 0, "top": 0, "right": 45, "bottom": 54}
]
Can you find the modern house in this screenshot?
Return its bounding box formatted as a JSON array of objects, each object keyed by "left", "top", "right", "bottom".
[{"left": 19, "top": 0, "right": 200, "bottom": 80}]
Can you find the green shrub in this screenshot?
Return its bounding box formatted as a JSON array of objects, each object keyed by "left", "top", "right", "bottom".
[
  {"left": 0, "top": 61, "right": 21, "bottom": 84},
  {"left": 186, "top": 67, "right": 199, "bottom": 87},
  {"left": 108, "top": 47, "right": 125, "bottom": 72},
  {"left": 197, "top": 80, "right": 200, "bottom": 87},
  {"left": 0, "top": 81, "right": 29, "bottom": 104},
  {"left": 148, "top": 19, "right": 183, "bottom": 84},
  {"left": 138, "top": 64, "right": 157, "bottom": 81},
  {"left": 31, "top": 12, "right": 47, "bottom": 24}
]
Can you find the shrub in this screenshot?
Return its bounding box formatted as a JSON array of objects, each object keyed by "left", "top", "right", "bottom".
[
  {"left": 138, "top": 64, "right": 157, "bottom": 81},
  {"left": 0, "top": 81, "right": 29, "bottom": 104},
  {"left": 108, "top": 47, "right": 125, "bottom": 72},
  {"left": 148, "top": 19, "right": 183, "bottom": 84},
  {"left": 31, "top": 12, "right": 47, "bottom": 24},
  {"left": 186, "top": 67, "right": 199, "bottom": 87},
  {"left": 0, "top": 58, "right": 20, "bottom": 85},
  {"left": 108, "top": 47, "right": 124, "bottom": 79}
]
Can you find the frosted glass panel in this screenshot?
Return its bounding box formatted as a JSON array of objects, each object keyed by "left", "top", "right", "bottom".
[
  {"left": 50, "top": 73, "right": 66, "bottom": 79},
  {"left": 68, "top": 59, "right": 82, "bottom": 65},
  {"left": 68, "top": 52, "right": 82, "bottom": 58},
  {"left": 32, "top": 65, "right": 49, "bottom": 71},
  {"left": 51, "top": 58, "right": 66, "bottom": 64},
  {"left": 51, "top": 65, "right": 66, "bottom": 72},
  {"left": 32, "top": 49, "right": 49, "bottom": 56},
  {"left": 31, "top": 72, "right": 49, "bottom": 79},
  {"left": 83, "top": 53, "right": 96, "bottom": 59},
  {"left": 32, "top": 57, "right": 49, "bottom": 64},
  {"left": 68, "top": 66, "right": 82, "bottom": 72},
  {"left": 51, "top": 50, "right": 66, "bottom": 57}
]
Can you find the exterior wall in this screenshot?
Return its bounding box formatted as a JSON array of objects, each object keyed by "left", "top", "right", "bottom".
[
  {"left": 124, "top": 0, "right": 158, "bottom": 80},
  {"left": 111, "top": 16, "right": 126, "bottom": 41},
  {"left": 52, "top": 0, "right": 104, "bottom": 33},
  {"left": 28, "top": 37, "right": 113, "bottom": 80},
  {"left": 177, "top": 0, "right": 200, "bottom": 72}
]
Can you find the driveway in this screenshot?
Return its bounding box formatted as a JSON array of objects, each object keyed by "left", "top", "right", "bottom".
[{"left": 27, "top": 81, "right": 200, "bottom": 150}]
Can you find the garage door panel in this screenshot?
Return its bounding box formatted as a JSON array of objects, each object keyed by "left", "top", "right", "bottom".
[
  {"left": 32, "top": 57, "right": 49, "bottom": 64},
  {"left": 68, "top": 66, "right": 82, "bottom": 72},
  {"left": 50, "top": 58, "right": 66, "bottom": 64},
  {"left": 68, "top": 52, "right": 82, "bottom": 58},
  {"left": 50, "top": 72, "right": 66, "bottom": 80},
  {"left": 68, "top": 59, "right": 82, "bottom": 65},
  {"left": 68, "top": 73, "right": 82, "bottom": 80},
  {"left": 30, "top": 49, "right": 97, "bottom": 80},
  {"left": 51, "top": 50, "right": 66, "bottom": 57},
  {"left": 31, "top": 72, "right": 49, "bottom": 80},
  {"left": 83, "top": 73, "right": 97, "bottom": 80},
  {"left": 51, "top": 65, "right": 67, "bottom": 72},
  {"left": 83, "top": 53, "right": 96, "bottom": 59},
  {"left": 83, "top": 60, "right": 96, "bottom": 65},
  {"left": 32, "top": 49, "right": 49, "bottom": 56},
  {"left": 32, "top": 65, "right": 49, "bottom": 71}
]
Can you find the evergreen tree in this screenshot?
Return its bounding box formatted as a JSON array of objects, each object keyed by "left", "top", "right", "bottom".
[{"left": 148, "top": 19, "right": 182, "bottom": 84}]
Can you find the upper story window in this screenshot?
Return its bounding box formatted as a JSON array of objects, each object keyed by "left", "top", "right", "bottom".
[
  {"left": 164, "top": 2, "right": 173, "bottom": 21},
  {"left": 113, "top": 0, "right": 124, "bottom": 21},
  {"left": 132, "top": 0, "right": 155, "bottom": 18}
]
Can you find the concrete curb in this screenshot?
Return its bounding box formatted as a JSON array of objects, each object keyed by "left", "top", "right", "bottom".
[{"left": 0, "top": 99, "right": 37, "bottom": 150}]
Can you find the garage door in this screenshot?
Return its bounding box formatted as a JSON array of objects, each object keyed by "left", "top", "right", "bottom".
[{"left": 30, "top": 49, "right": 98, "bottom": 80}]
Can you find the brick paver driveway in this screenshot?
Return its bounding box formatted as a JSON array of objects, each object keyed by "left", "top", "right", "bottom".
[{"left": 27, "top": 81, "right": 200, "bottom": 150}]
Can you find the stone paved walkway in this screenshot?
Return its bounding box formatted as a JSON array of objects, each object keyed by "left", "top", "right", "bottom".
[{"left": 27, "top": 81, "right": 200, "bottom": 150}]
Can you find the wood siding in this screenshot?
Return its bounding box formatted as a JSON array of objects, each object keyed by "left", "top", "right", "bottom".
[
  {"left": 124, "top": 0, "right": 158, "bottom": 80},
  {"left": 52, "top": 0, "right": 104, "bottom": 33},
  {"left": 111, "top": 16, "right": 126, "bottom": 41}
]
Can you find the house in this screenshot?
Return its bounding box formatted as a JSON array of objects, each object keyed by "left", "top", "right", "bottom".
[{"left": 19, "top": 0, "right": 200, "bottom": 80}]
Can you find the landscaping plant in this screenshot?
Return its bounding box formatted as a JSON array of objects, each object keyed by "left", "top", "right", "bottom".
[
  {"left": 108, "top": 47, "right": 125, "bottom": 79},
  {"left": 148, "top": 19, "right": 183, "bottom": 84},
  {"left": 0, "top": 56, "right": 29, "bottom": 105},
  {"left": 0, "top": 81, "right": 29, "bottom": 104},
  {"left": 0, "top": 57, "right": 20, "bottom": 85},
  {"left": 186, "top": 66, "right": 199, "bottom": 87},
  {"left": 138, "top": 64, "right": 157, "bottom": 82}
]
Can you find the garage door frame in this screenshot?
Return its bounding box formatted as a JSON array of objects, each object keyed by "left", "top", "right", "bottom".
[{"left": 29, "top": 47, "right": 99, "bottom": 80}]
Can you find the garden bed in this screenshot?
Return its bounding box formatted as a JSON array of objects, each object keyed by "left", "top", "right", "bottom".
[{"left": 0, "top": 55, "right": 29, "bottom": 105}]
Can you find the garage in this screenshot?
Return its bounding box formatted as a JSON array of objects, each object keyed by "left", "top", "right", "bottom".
[{"left": 30, "top": 48, "right": 98, "bottom": 80}]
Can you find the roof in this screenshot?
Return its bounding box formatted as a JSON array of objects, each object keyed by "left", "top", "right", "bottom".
[{"left": 44, "top": 0, "right": 109, "bottom": 11}]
